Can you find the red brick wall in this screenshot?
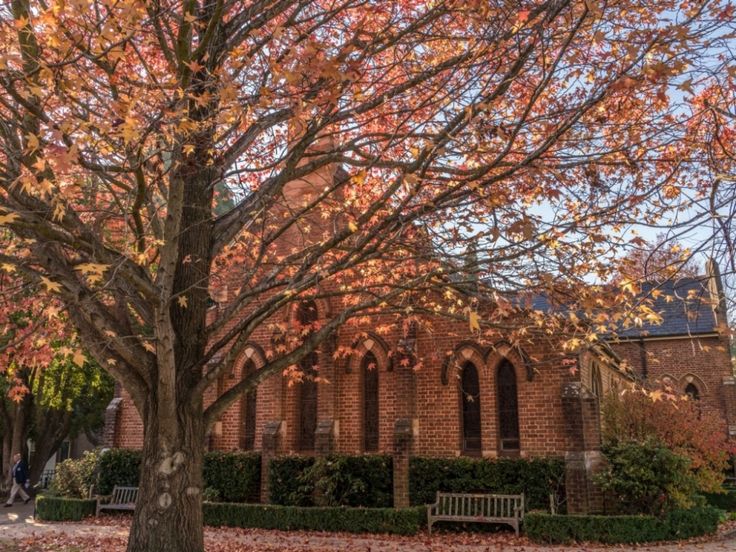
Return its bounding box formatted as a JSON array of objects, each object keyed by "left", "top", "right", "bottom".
[
  {"left": 610, "top": 335, "right": 735, "bottom": 436},
  {"left": 115, "top": 387, "right": 144, "bottom": 449},
  {"left": 114, "top": 308, "right": 595, "bottom": 459}
]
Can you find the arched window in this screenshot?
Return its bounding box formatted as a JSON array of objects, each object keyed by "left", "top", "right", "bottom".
[
  {"left": 497, "top": 360, "right": 520, "bottom": 452},
  {"left": 461, "top": 361, "right": 482, "bottom": 454},
  {"left": 591, "top": 363, "right": 603, "bottom": 398},
  {"left": 241, "top": 360, "right": 257, "bottom": 450},
  {"left": 685, "top": 383, "right": 700, "bottom": 401},
  {"left": 362, "top": 351, "right": 379, "bottom": 452},
  {"left": 297, "top": 301, "right": 318, "bottom": 451}
]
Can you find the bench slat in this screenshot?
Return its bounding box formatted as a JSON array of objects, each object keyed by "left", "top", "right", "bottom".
[{"left": 428, "top": 491, "right": 524, "bottom": 536}]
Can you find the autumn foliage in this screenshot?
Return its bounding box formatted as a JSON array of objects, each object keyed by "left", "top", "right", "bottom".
[
  {"left": 1, "top": 0, "right": 735, "bottom": 550},
  {"left": 601, "top": 388, "right": 735, "bottom": 495}
]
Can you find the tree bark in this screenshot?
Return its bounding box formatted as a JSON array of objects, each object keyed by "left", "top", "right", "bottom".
[
  {"left": 126, "top": 393, "right": 205, "bottom": 552},
  {"left": 28, "top": 410, "right": 71, "bottom": 487}
]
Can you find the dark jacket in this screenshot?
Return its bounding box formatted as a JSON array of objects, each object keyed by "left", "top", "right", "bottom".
[{"left": 11, "top": 459, "right": 28, "bottom": 485}]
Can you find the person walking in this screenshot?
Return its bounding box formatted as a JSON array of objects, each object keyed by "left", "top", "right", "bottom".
[{"left": 4, "top": 452, "right": 31, "bottom": 507}]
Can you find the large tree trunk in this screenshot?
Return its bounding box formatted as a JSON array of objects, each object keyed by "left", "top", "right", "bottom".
[
  {"left": 28, "top": 410, "right": 71, "bottom": 487},
  {"left": 127, "top": 398, "right": 205, "bottom": 552},
  {"left": 1, "top": 429, "right": 10, "bottom": 489}
]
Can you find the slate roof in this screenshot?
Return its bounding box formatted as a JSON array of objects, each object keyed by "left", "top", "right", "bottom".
[
  {"left": 526, "top": 277, "right": 719, "bottom": 339},
  {"left": 615, "top": 277, "right": 719, "bottom": 338}
]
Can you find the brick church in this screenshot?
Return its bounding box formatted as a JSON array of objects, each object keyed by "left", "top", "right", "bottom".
[{"left": 104, "top": 154, "right": 736, "bottom": 514}]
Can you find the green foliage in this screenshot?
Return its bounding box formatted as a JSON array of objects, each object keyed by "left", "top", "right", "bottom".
[
  {"left": 49, "top": 450, "right": 100, "bottom": 499},
  {"left": 96, "top": 449, "right": 261, "bottom": 501},
  {"left": 304, "top": 455, "right": 392, "bottom": 507},
  {"left": 203, "top": 502, "right": 425, "bottom": 535},
  {"left": 96, "top": 448, "right": 142, "bottom": 495},
  {"left": 269, "top": 456, "right": 316, "bottom": 506},
  {"left": 525, "top": 507, "right": 720, "bottom": 544},
  {"left": 268, "top": 455, "right": 392, "bottom": 507},
  {"left": 202, "top": 487, "right": 221, "bottom": 502},
  {"left": 33, "top": 353, "right": 113, "bottom": 418},
  {"left": 203, "top": 451, "right": 260, "bottom": 503},
  {"left": 596, "top": 441, "right": 698, "bottom": 515},
  {"left": 35, "top": 495, "right": 96, "bottom": 521},
  {"left": 704, "top": 489, "right": 736, "bottom": 512},
  {"left": 409, "top": 456, "right": 564, "bottom": 511}
]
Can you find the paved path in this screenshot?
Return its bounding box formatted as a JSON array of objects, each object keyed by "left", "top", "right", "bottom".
[
  {"left": 0, "top": 500, "right": 35, "bottom": 526},
  {"left": 0, "top": 511, "right": 735, "bottom": 551}
]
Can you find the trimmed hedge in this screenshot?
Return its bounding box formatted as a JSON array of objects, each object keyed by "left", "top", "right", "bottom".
[
  {"left": 97, "top": 449, "right": 261, "bottom": 503},
  {"left": 97, "top": 448, "right": 142, "bottom": 495},
  {"left": 203, "top": 451, "right": 261, "bottom": 503},
  {"left": 704, "top": 489, "right": 736, "bottom": 512},
  {"left": 203, "top": 502, "right": 425, "bottom": 534},
  {"left": 269, "top": 454, "right": 392, "bottom": 507},
  {"left": 525, "top": 507, "right": 720, "bottom": 544},
  {"left": 35, "top": 495, "right": 97, "bottom": 521},
  {"left": 409, "top": 456, "right": 564, "bottom": 511}
]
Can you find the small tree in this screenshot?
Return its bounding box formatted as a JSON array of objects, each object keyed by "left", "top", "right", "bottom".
[{"left": 601, "top": 388, "right": 735, "bottom": 494}]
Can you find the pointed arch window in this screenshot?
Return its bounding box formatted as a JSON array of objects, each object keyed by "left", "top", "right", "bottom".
[
  {"left": 362, "top": 351, "right": 379, "bottom": 452},
  {"left": 497, "top": 360, "right": 520, "bottom": 452},
  {"left": 685, "top": 383, "right": 700, "bottom": 401},
  {"left": 241, "top": 360, "right": 258, "bottom": 450},
  {"left": 461, "top": 361, "right": 482, "bottom": 454},
  {"left": 297, "top": 300, "right": 318, "bottom": 451},
  {"left": 591, "top": 363, "right": 603, "bottom": 398}
]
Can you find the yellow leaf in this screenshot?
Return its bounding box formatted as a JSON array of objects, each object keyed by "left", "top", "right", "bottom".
[
  {"left": 649, "top": 389, "right": 663, "bottom": 402},
  {"left": 25, "top": 132, "right": 39, "bottom": 152},
  {"left": 348, "top": 221, "right": 358, "bottom": 233},
  {"left": 72, "top": 350, "right": 86, "bottom": 367},
  {"left": 468, "top": 311, "right": 480, "bottom": 332},
  {"left": 75, "top": 262, "right": 108, "bottom": 284},
  {"left": 40, "top": 276, "right": 62, "bottom": 293},
  {"left": 0, "top": 212, "right": 19, "bottom": 225},
  {"left": 177, "top": 296, "right": 188, "bottom": 308},
  {"left": 1, "top": 263, "right": 16, "bottom": 273},
  {"left": 142, "top": 342, "right": 156, "bottom": 354}
]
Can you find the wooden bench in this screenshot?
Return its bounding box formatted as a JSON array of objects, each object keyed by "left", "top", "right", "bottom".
[
  {"left": 427, "top": 491, "right": 524, "bottom": 535},
  {"left": 96, "top": 486, "right": 138, "bottom": 516}
]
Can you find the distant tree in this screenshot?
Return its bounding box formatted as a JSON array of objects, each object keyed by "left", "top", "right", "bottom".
[
  {"left": 0, "top": 274, "right": 113, "bottom": 485},
  {"left": 615, "top": 234, "right": 701, "bottom": 284}
]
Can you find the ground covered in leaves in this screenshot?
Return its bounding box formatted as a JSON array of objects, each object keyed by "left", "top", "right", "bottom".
[{"left": 2, "top": 515, "right": 736, "bottom": 552}]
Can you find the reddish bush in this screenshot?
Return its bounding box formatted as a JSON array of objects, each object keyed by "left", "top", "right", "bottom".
[{"left": 601, "top": 388, "right": 735, "bottom": 493}]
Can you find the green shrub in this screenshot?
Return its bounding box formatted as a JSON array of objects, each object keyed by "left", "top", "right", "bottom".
[
  {"left": 305, "top": 455, "right": 392, "bottom": 507},
  {"left": 49, "top": 450, "right": 100, "bottom": 498},
  {"left": 269, "top": 456, "right": 316, "bottom": 505},
  {"left": 704, "top": 489, "right": 736, "bottom": 511},
  {"left": 525, "top": 507, "right": 719, "bottom": 544},
  {"left": 203, "top": 502, "right": 425, "bottom": 534},
  {"left": 409, "top": 456, "right": 564, "bottom": 511},
  {"left": 203, "top": 487, "right": 221, "bottom": 502},
  {"left": 203, "top": 451, "right": 260, "bottom": 503},
  {"left": 97, "top": 449, "right": 142, "bottom": 495},
  {"left": 35, "top": 495, "right": 96, "bottom": 521},
  {"left": 269, "top": 454, "right": 392, "bottom": 507},
  {"left": 596, "top": 441, "right": 698, "bottom": 515}
]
